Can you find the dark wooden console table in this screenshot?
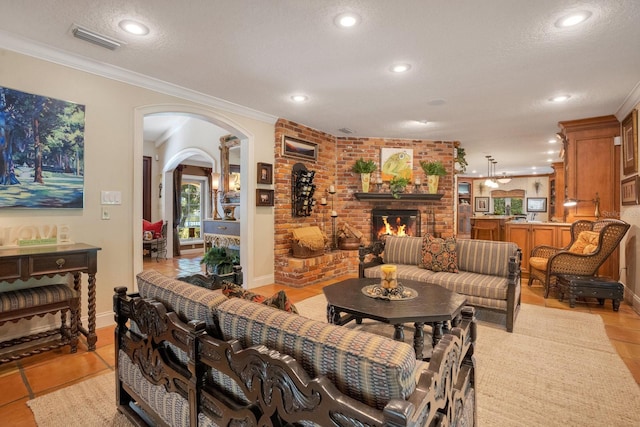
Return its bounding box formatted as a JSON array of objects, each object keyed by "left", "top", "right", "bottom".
[{"left": 0, "top": 243, "right": 101, "bottom": 350}]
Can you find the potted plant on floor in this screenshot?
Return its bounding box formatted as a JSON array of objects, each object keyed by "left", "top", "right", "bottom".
[
  {"left": 351, "top": 158, "right": 377, "bottom": 193},
  {"left": 420, "top": 160, "right": 447, "bottom": 194},
  {"left": 200, "top": 246, "right": 236, "bottom": 276}
]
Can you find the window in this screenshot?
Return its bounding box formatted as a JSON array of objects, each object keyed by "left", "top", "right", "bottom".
[
  {"left": 179, "top": 176, "right": 207, "bottom": 242},
  {"left": 493, "top": 197, "right": 523, "bottom": 215}
]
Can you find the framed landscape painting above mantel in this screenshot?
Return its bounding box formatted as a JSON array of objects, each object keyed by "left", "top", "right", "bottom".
[{"left": 282, "top": 136, "right": 318, "bottom": 161}]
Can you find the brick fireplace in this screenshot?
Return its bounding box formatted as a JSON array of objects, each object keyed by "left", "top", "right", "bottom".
[{"left": 371, "top": 209, "right": 421, "bottom": 242}]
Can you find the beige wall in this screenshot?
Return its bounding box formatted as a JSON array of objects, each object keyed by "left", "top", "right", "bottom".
[{"left": 0, "top": 49, "right": 276, "bottom": 330}]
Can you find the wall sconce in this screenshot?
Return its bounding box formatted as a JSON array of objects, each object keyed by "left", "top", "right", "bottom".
[
  {"left": 211, "top": 172, "right": 221, "bottom": 220},
  {"left": 563, "top": 192, "right": 600, "bottom": 219}
]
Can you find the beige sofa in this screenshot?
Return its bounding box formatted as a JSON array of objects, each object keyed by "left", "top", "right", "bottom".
[
  {"left": 359, "top": 236, "right": 522, "bottom": 332},
  {"left": 114, "top": 270, "right": 477, "bottom": 426}
]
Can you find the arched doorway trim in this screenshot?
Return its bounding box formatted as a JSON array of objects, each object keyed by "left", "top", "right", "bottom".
[{"left": 133, "top": 104, "right": 255, "bottom": 289}]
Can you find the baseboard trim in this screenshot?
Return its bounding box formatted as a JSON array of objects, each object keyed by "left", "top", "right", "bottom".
[
  {"left": 250, "top": 273, "right": 275, "bottom": 289},
  {"left": 633, "top": 293, "right": 640, "bottom": 316}
]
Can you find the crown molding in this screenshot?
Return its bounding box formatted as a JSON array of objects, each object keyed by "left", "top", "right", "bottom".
[
  {"left": 0, "top": 30, "right": 278, "bottom": 125},
  {"left": 616, "top": 79, "right": 640, "bottom": 120}
]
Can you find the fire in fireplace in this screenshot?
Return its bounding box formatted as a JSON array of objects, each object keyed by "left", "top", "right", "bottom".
[{"left": 371, "top": 209, "right": 421, "bottom": 241}]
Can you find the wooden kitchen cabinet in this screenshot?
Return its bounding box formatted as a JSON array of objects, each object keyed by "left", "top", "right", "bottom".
[
  {"left": 506, "top": 223, "right": 571, "bottom": 274},
  {"left": 558, "top": 115, "right": 621, "bottom": 279}
]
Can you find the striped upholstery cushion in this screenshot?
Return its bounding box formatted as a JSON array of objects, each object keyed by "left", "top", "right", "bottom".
[
  {"left": 118, "top": 351, "right": 216, "bottom": 427},
  {"left": 456, "top": 239, "right": 518, "bottom": 277},
  {"left": 364, "top": 264, "right": 436, "bottom": 282},
  {"left": 383, "top": 236, "right": 423, "bottom": 265},
  {"left": 0, "top": 284, "right": 75, "bottom": 312},
  {"left": 216, "top": 298, "right": 417, "bottom": 410},
  {"left": 428, "top": 271, "right": 509, "bottom": 300},
  {"left": 137, "top": 270, "right": 228, "bottom": 335}
]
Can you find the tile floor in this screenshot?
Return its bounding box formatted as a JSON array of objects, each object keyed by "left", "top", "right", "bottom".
[{"left": 1, "top": 253, "right": 639, "bottom": 426}]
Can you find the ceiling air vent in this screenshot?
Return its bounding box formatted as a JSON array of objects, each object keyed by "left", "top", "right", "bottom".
[
  {"left": 72, "top": 25, "right": 122, "bottom": 50},
  {"left": 338, "top": 127, "right": 354, "bottom": 134}
]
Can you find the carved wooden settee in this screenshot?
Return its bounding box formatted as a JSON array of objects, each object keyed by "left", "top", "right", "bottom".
[{"left": 114, "top": 271, "right": 477, "bottom": 426}]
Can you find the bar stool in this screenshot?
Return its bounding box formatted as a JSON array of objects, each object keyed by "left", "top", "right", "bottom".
[{"left": 472, "top": 222, "right": 498, "bottom": 240}]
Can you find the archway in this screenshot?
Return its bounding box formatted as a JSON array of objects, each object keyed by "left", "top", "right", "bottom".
[{"left": 133, "top": 104, "right": 255, "bottom": 287}]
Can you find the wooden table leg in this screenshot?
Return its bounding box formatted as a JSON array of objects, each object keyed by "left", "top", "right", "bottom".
[
  {"left": 394, "top": 324, "right": 405, "bottom": 342},
  {"left": 413, "top": 322, "right": 424, "bottom": 360},
  {"left": 74, "top": 272, "right": 98, "bottom": 351},
  {"left": 431, "top": 322, "right": 443, "bottom": 347}
]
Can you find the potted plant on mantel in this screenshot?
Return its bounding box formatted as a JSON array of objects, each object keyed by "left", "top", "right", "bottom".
[
  {"left": 389, "top": 176, "right": 410, "bottom": 199},
  {"left": 420, "top": 160, "right": 447, "bottom": 194},
  {"left": 351, "top": 158, "right": 377, "bottom": 193}
]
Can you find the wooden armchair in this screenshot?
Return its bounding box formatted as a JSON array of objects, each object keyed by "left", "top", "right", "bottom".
[{"left": 528, "top": 219, "right": 630, "bottom": 297}]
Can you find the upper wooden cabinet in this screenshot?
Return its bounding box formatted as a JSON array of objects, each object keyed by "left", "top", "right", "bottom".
[
  {"left": 549, "top": 161, "right": 564, "bottom": 220},
  {"left": 558, "top": 115, "right": 620, "bottom": 223},
  {"left": 556, "top": 115, "right": 621, "bottom": 280}
]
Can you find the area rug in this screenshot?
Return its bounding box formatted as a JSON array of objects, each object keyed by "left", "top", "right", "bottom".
[
  {"left": 296, "top": 295, "right": 640, "bottom": 426},
  {"left": 27, "top": 372, "right": 132, "bottom": 427},
  {"left": 29, "top": 298, "right": 640, "bottom": 426}
]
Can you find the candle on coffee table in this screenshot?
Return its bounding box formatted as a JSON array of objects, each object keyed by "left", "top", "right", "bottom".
[{"left": 380, "top": 264, "right": 398, "bottom": 289}]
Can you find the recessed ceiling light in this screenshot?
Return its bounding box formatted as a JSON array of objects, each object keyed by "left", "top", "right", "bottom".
[
  {"left": 334, "top": 13, "right": 361, "bottom": 28},
  {"left": 547, "top": 150, "right": 555, "bottom": 154},
  {"left": 549, "top": 94, "right": 571, "bottom": 103},
  {"left": 290, "top": 94, "right": 308, "bottom": 103},
  {"left": 555, "top": 11, "right": 592, "bottom": 28},
  {"left": 119, "top": 20, "right": 149, "bottom": 35},
  {"left": 547, "top": 158, "right": 553, "bottom": 162},
  {"left": 416, "top": 119, "right": 429, "bottom": 125},
  {"left": 390, "top": 63, "right": 411, "bottom": 73},
  {"left": 548, "top": 139, "right": 556, "bottom": 143}
]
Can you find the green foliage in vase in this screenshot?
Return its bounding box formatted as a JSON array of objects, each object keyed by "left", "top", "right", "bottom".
[
  {"left": 351, "top": 158, "right": 377, "bottom": 174},
  {"left": 419, "top": 160, "right": 447, "bottom": 176},
  {"left": 389, "top": 176, "right": 410, "bottom": 198},
  {"left": 454, "top": 147, "right": 468, "bottom": 173}
]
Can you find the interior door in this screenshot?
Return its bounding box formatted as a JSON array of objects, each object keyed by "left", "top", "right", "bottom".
[{"left": 143, "top": 156, "right": 152, "bottom": 221}]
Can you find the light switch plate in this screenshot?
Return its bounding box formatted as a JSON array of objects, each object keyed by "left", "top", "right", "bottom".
[{"left": 101, "top": 190, "right": 122, "bottom": 205}]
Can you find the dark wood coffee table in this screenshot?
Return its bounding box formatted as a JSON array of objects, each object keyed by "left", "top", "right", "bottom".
[{"left": 323, "top": 277, "right": 467, "bottom": 360}]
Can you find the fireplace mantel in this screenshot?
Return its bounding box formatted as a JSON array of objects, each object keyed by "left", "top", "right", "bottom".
[{"left": 354, "top": 192, "right": 444, "bottom": 201}]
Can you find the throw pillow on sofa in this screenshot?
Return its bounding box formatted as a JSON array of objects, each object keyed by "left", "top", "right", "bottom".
[
  {"left": 221, "top": 282, "right": 298, "bottom": 314},
  {"left": 419, "top": 234, "right": 458, "bottom": 273}
]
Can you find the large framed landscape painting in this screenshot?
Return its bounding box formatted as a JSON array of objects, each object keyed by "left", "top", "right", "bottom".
[{"left": 0, "top": 86, "right": 85, "bottom": 208}]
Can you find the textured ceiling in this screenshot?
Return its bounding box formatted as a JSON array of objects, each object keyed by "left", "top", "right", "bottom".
[{"left": 1, "top": 0, "right": 639, "bottom": 176}]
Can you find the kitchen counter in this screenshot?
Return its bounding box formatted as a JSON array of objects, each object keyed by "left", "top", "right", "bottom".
[{"left": 470, "top": 216, "right": 514, "bottom": 241}]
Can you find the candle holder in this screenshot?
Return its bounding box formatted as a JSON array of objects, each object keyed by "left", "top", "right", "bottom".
[
  {"left": 331, "top": 213, "right": 338, "bottom": 250},
  {"left": 327, "top": 185, "right": 338, "bottom": 250},
  {"left": 413, "top": 182, "right": 422, "bottom": 193},
  {"left": 319, "top": 198, "right": 328, "bottom": 239}
]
